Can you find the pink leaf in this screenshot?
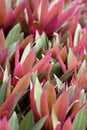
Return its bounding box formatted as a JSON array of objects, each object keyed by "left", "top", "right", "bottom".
[
  {"left": 0, "top": 29, "right": 6, "bottom": 50},
  {"left": 30, "top": 87, "right": 40, "bottom": 121},
  {"left": 40, "top": 89, "right": 49, "bottom": 117},
  {"left": 62, "top": 118, "right": 73, "bottom": 130},
  {"left": 14, "top": 62, "right": 24, "bottom": 78},
  {"left": 14, "top": 1, "right": 25, "bottom": 19},
  {"left": 0, "top": 117, "right": 10, "bottom": 130},
  {"left": 0, "top": 94, "right": 16, "bottom": 118},
  {"left": 54, "top": 91, "right": 69, "bottom": 122},
  {"left": 55, "top": 124, "right": 61, "bottom": 130},
  {"left": 32, "top": 53, "right": 51, "bottom": 75},
  {"left": 12, "top": 73, "right": 30, "bottom": 95},
  {"left": 3, "top": 10, "right": 16, "bottom": 33},
  {"left": 22, "top": 49, "right": 35, "bottom": 75},
  {"left": 43, "top": 0, "right": 64, "bottom": 29},
  {"left": 57, "top": 1, "right": 79, "bottom": 29},
  {"left": 0, "top": 0, "right": 6, "bottom": 26},
  {"left": 46, "top": 84, "right": 56, "bottom": 113},
  {"left": 78, "top": 70, "right": 87, "bottom": 90}
]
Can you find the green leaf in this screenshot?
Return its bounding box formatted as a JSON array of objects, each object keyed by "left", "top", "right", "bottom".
[
  {"left": 60, "top": 70, "right": 74, "bottom": 82},
  {"left": 9, "top": 112, "right": 19, "bottom": 130},
  {"left": 68, "top": 84, "right": 76, "bottom": 102},
  {"left": 18, "top": 32, "right": 24, "bottom": 42},
  {"left": 5, "top": 0, "right": 11, "bottom": 11},
  {"left": 20, "top": 43, "right": 31, "bottom": 64},
  {"left": 19, "top": 110, "right": 34, "bottom": 130},
  {"left": 6, "top": 23, "right": 21, "bottom": 46},
  {"left": 73, "top": 106, "right": 87, "bottom": 130},
  {"left": 31, "top": 115, "right": 48, "bottom": 130},
  {"left": 52, "top": 107, "right": 60, "bottom": 129},
  {"left": 16, "top": 0, "right": 23, "bottom": 6},
  {"left": 34, "top": 31, "right": 47, "bottom": 56},
  {"left": 68, "top": 48, "right": 73, "bottom": 67},
  {"left": 78, "top": 60, "right": 86, "bottom": 79},
  {"left": 8, "top": 42, "right": 16, "bottom": 59},
  {"left": 0, "top": 81, "right": 6, "bottom": 106},
  {"left": 50, "top": 62, "right": 62, "bottom": 80},
  {"left": 52, "top": 32, "right": 60, "bottom": 46},
  {"left": 54, "top": 74, "right": 63, "bottom": 89},
  {"left": 80, "top": 89, "right": 86, "bottom": 105},
  {"left": 73, "top": 24, "right": 81, "bottom": 47},
  {"left": 34, "top": 78, "right": 42, "bottom": 116},
  {"left": 3, "top": 65, "right": 8, "bottom": 82}
]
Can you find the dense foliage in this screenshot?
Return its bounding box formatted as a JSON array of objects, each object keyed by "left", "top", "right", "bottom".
[{"left": 0, "top": 0, "right": 87, "bottom": 130}]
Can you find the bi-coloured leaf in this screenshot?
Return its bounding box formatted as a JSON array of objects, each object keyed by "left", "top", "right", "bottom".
[
  {"left": 9, "top": 111, "right": 19, "bottom": 130},
  {"left": 12, "top": 73, "right": 30, "bottom": 95},
  {"left": 73, "top": 107, "right": 87, "bottom": 130}
]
